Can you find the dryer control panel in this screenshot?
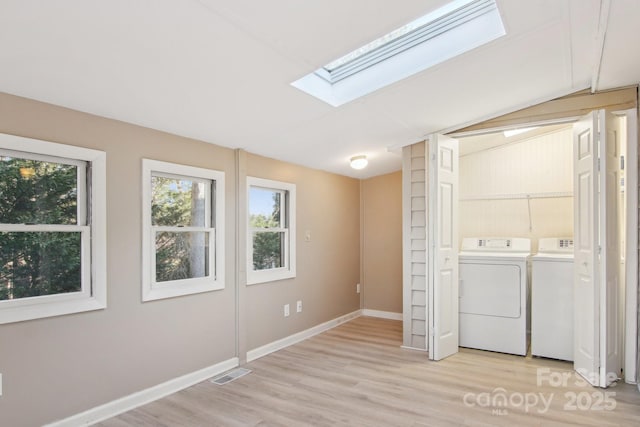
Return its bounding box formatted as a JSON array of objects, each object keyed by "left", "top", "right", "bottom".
[{"left": 461, "top": 237, "right": 531, "bottom": 253}]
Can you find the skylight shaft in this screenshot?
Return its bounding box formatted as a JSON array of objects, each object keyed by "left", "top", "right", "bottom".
[
  {"left": 324, "top": 0, "right": 498, "bottom": 83},
  {"left": 291, "top": 0, "right": 505, "bottom": 107}
]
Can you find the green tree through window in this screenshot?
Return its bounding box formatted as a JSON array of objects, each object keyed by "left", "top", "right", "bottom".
[
  {"left": 247, "top": 177, "right": 295, "bottom": 285},
  {"left": 151, "top": 175, "right": 210, "bottom": 283},
  {"left": 0, "top": 155, "right": 82, "bottom": 300},
  {"left": 249, "top": 188, "right": 284, "bottom": 270}
]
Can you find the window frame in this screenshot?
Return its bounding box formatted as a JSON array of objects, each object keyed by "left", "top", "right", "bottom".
[
  {"left": 247, "top": 177, "right": 296, "bottom": 285},
  {"left": 142, "top": 159, "right": 225, "bottom": 301},
  {"left": 0, "top": 133, "right": 107, "bottom": 324}
]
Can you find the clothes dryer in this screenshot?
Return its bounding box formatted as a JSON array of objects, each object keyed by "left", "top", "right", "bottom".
[{"left": 459, "top": 237, "right": 531, "bottom": 356}]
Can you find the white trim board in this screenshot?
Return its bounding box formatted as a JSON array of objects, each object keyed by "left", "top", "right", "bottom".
[
  {"left": 400, "top": 345, "right": 429, "bottom": 352},
  {"left": 247, "top": 310, "right": 361, "bottom": 362},
  {"left": 45, "top": 357, "right": 239, "bottom": 427},
  {"left": 362, "top": 309, "right": 403, "bottom": 320}
]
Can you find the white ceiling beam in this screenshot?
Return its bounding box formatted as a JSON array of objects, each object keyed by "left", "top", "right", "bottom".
[{"left": 591, "top": 0, "right": 611, "bottom": 92}]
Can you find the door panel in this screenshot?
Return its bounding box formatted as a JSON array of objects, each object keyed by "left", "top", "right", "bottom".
[
  {"left": 573, "top": 112, "right": 599, "bottom": 385},
  {"left": 600, "top": 112, "right": 621, "bottom": 387},
  {"left": 573, "top": 110, "right": 621, "bottom": 387},
  {"left": 428, "top": 134, "right": 459, "bottom": 361}
]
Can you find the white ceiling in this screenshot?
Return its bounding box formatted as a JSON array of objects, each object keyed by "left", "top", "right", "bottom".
[{"left": 0, "top": 0, "right": 638, "bottom": 178}]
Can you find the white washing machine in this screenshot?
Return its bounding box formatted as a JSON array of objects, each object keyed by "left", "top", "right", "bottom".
[
  {"left": 459, "top": 237, "right": 531, "bottom": 356},
  {"left": 531, "top": 237, "right": 574, "bottom": 361}
]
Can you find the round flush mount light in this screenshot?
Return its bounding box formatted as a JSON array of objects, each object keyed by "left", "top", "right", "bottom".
[{"left": 350, "top": 155, "right": 368, "bottom": 170}]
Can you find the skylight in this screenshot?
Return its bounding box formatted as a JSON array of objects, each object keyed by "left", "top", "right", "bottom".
[{"left": 291, "top": 0, "right": 506, "bottom": 107}]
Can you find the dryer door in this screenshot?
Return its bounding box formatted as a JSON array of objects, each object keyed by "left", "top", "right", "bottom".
[{"left": 459, "top": 262, "right": 521, "bottom": 318}]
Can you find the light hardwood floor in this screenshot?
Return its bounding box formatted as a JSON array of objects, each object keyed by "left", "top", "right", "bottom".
[{"left": 98, "top": 317, "right": 640, "bottom": 426}]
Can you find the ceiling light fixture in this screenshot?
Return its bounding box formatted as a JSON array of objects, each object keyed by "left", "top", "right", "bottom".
[{"left": 350, "top": 155, "right": 368, "bottom": 170}]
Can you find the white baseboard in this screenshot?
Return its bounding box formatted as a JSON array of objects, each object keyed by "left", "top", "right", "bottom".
[
  {"left": 247, "top": 310, "right": 362, "bottom": 362},
  {"left": 47, "top": 309, "right": 365, "bottom": 426},
  {"left": 362, "top": 309, "right": 403, "bottom": 321},
  {"left": 45, "top": 357, "right": 239, "bottom": 427},
  {"left": 401, "top": 345, "right": 429, "bottom": 352}
]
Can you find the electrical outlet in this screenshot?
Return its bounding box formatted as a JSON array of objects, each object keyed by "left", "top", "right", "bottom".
[
  {"left": 356, "top": 283, "right": 361, "bottom": 294},
  {"left": 284, "top": 304, "right": 290, "bottom": 317},
  {"left": 296, "top": 300, "right": 302, "bottom": 313}
]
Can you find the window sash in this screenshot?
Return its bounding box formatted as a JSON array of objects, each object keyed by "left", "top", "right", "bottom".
[
  {"left": 151, "top": 171, "right": 213, "bottom": 228},
  {"left": 142, "top": 158, "right": 225, "bottom": 301},
  {"left": 246, "top": 176, "right": 296, "bottom": 285},
  {"left": 0, "top": 227, "right": 92, "bottom": 307},
  {"left": 250, "top": 229, "right": 289, "bottom": 271},
  {"left": 148, "top": 177, "right": 215, "bottom": 285},
  {"left": 0, "top": 133, "right": 106, "bottom": 324},
  {"left": 150, "top": 227, "right": 216, "bottom": 287},
  {"left": 249, "top": 186, "right": 287, "bottom": 228},
  {"left": 0, "top": 224, "right": 88, "bottom": 232},
  {"left": 0, "top": 148, "right": 88, "bottom": 226},
  {"left": 0, "top": 149, "right": 91, "bottom": 305},
  {"left": 248, "top": 187, "right": 290, "bottom": 272}
]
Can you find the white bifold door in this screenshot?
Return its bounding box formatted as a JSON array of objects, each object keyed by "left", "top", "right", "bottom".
[
  {"left": 573, "top": 109, "right": 622, "bottom": 387},
  {"left": 428, "top": 134, "right": 459, "bottom": 361}
]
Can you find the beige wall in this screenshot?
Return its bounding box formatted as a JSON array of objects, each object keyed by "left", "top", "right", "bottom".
[
  {"left": 0, "top": 93, "right": 364, "bottom": 426},
  {"left": 459, "top": 127, "right": 574, "bottom": 250},
  {"left": 0, "top": 93, "right": 238, "bottom": 427},
  {"left": 242, "top": 153, "right": 362, "bottom": 351},
  {"left": 362, "top": 171, "right": 402, "bottom": 313}
]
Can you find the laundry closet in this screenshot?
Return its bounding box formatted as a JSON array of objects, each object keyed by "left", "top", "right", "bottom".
[
  {"left": 456, "top": 124, "right": 577, "bottom": 359},
  {"left": 402, "top": 88, "right": 638, "bottom": 388},
  {"left": 454, "top": 116, "right": 628, "bottom": 369},
  {"left": 457, "top": 124, "right": 574, "bottom": 246}
]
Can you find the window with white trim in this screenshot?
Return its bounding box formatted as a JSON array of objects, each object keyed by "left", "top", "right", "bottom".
[
  {"left": 247, "top": 177, "right": 296, "bottom": 284},
  {"left": 142, "top": 159, "right": 225, "bottom": 301},
  {"left": 0, "top": 134, "right": 106, "bottom": 324}
]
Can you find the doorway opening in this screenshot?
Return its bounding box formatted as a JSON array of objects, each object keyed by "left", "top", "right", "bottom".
[{"left": 426, "top": 109, "right": 637, "bottom": 387}]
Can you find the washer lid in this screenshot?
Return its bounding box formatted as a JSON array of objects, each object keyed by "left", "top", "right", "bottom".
[
  {"left": 532, "top": 253, "right": 574, "bottom": 261},
  {"left": 537, "top": 237, "right": 574, "bottom": 254}
]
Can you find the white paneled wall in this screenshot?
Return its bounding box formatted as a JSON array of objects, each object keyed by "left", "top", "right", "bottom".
[
  {"left": 459, "top": 127, "right": 573, "bottom": 251},
  {"left": 402, "top": 142, "right": 427, "bottom": 350}
]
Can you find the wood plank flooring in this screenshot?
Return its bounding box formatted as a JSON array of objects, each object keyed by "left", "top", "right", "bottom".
[{"left": 98, "top": 317, "right": 640, "bottom": 426}]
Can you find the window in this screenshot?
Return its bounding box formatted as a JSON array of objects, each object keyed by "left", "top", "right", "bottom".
[
  {"left": 247, "top": 177, "right": 296, "bottom": 284},
  {"left": 0, "top": 134, "right": 106, "bottom": 324},
  {"left": 291, "top": 0, "right": 505, "bottom": 106},
  {"left": 142, "top": 159, "right": 225, "bottom": 301}
]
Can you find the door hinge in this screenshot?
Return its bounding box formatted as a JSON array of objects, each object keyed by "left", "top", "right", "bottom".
[
  {"left": 429, "top": 327, "right": 435, "bottom": 337},
  {"left": 597, "top": 157, "right": 601, "bottom": 172}
]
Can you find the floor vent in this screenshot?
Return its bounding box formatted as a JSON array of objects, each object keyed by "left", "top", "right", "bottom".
[{"left": 210, "top": 368, "right": 251, "bottom": 385}]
